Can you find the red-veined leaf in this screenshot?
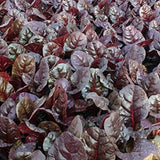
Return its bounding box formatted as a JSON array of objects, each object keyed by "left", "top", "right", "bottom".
[
  {"left": 123, "top": 25, "right": 145, "bottom": 44},
  {"left": 139, "top": 4, "right": 155, "bottom": 22},
  {"left": 104, "top": 112, "right": 123, "bottom": 142},
  {"left": 82, "top": 126, "right": 117, "bottom": 160},
  {"left": 119, "top": 84, "right": 149, "bottom": 130}
]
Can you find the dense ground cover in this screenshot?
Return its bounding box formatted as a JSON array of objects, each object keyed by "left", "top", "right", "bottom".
[{"left": 0, "top": 0, "right": 160, "bottom": 159}]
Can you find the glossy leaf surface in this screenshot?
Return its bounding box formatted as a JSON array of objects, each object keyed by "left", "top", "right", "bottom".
[
  {"left": 12, "top": 54, "right": 35, "bottom": 80},
  {"left": 16, "top": 97, "right": 35, "bottom": 121},
  {"left": 0, "top": 77, "right": 14, "bottom": 102}
]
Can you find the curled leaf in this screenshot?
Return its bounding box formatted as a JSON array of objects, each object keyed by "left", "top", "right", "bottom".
[
  {"left": 8, "top": 43, "right": 26, "bottom": 60},
  {"left": 48, "top": 63, "right": 72, "bottom": 88},
  {"left": 86, "top": 92, "right": 109, "bottom": 111},
  {"left": 31, "top": 150, "right": 46, "bottom": 160},
  {"left": 117, "top": 139, "right": 159, "bottom": 160},
  {"left": 38, "top": 121, "right": 61, "bottom": 134},
  {"left": 0, "top": 98, "right": 16, "bottom": 119},
  {"left": 43, "top": 131, "right": 61, "bottom": 153},
  {"left": 70, "top": 67, "right": 90, "bottom": 94},
  {"left": 82, "top": 68, "right": 113, "bottom": 98},
  {"left": 9, "top": 142, "right": 36, "bottom": 160},
  {"left": 51, "top": 84, "right": 68, "bottom": 123}
]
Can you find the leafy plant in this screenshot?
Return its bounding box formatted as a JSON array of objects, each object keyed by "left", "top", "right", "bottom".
[{"left": 0, "top": 0, "right": 160, "bottom": 159}]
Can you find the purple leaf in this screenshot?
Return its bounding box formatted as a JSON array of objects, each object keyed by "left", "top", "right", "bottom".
[
  {"left": 82, "top": 127, "right": 117, "bottom": 160},
  {"left": 9, "top": 142, "right": 36, "bottom": 160},
  {"left": 18, "top": 92, "right": 38, "bottom": 102},
  {"left": 31, "top": 150, "right": 46, "bottom": 160},
  {"left": 0, "top": 116, "right": 21, "bottom": 146},
  {"left": 148, "top": 94, "right": 160, "bottom": 119},
  {"left": 55, "top": 78, "right": 71, "bottom": 91},
  {"left": 82, "top": 68, "right": 113, "bottom": 98},
  {"left": 87, "top": 40, "right": 107, "bottom": 58},
  {"left": 34, "top": 58, "right": 49, "bottom": 92},
  {"left": 128, "top": 59, "right": 147, "bottom": 84},
  {"left": 119, "top": 84, "right": 149, "bottom": 130},
  {"left": 125, "top": 45, "right": 146, "bottom": 63},
  {"left": 0, "top": 76, "right": 14, "bottom": 102},
  {"left": 0, "top": 98, "right": 16, "bottom": 119},
  {"left": 47, "top": 131, "right": 88, "bottom": 160},
  {"left": 70, "top": 67, "right": 90, "bottom": 94},
  {"left": 123, "top": 25, "right": 145, "bottom": 44},
  {"left": 71, "top": 51, "right": 94, "bottom": 70},
  {"left": 139, "top": 4, "right": 155, "bottom": 22},
  {"left": 26, "top": 21, "right": 47, "bottom": 37},
  {"left": 86, "top": 92, "right": 109, "bottom": 111},
  {"left": 104, "top": 112, "right": 123, "bottom": 142},
  {"left": 63, "top": 31, "right": 87, "bottom": 52},
  {"left": 68, "top": 115, "right": 84, "bottom": 138},
  {"left": 116, "top": 139, "right": 159, "bottom": 160},
  {"left": 142, "top": 72, "right": 160, "bottom": 96}
]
